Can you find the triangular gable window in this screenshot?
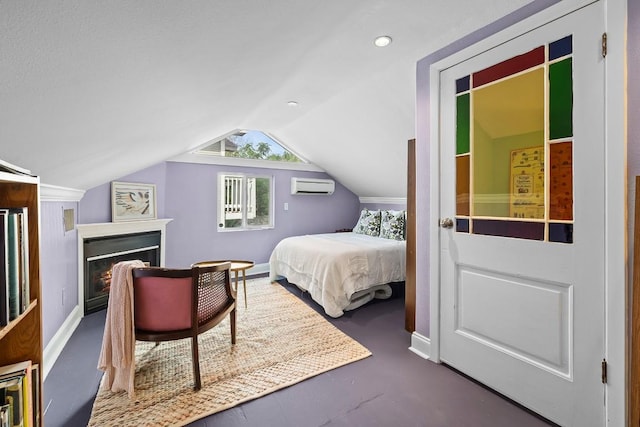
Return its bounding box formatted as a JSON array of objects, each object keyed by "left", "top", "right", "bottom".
[{"left": 197, "top": 130, "right": 302, "bottom": 163}]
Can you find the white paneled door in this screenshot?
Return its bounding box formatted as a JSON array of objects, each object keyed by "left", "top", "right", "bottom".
[{"left": 437, "top": 2, "right": 605, "bottom": 425}]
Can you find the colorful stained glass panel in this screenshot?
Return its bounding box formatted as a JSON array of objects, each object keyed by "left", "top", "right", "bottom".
[{"left": 454, "top": 34, "right": 574, "bottom": 243}]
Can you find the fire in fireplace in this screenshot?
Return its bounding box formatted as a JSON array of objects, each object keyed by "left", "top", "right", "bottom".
[{"left": 83, "top": 231, "right": 161, "bottom": 314}]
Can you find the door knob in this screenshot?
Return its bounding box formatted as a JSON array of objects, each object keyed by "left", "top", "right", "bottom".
[{"left": 440, "top": 218, "right": 454, "bottom": 229}]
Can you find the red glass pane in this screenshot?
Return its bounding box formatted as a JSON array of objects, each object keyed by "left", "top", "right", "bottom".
[{"left": 473, "top": 46, "right": 545, "bottom": 88}]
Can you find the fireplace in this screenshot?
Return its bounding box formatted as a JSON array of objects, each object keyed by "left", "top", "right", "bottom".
[
  {"left": 83, "top": 231, "right": 160, "bottom": 314},
  {"left": 76, "top": 219, "right": 172, "bottom": 316}
]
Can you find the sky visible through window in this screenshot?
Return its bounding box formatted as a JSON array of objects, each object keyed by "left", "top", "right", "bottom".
[
  {"left": 230, "top": 130, "right": 286, "bottom": 155},
  {"left": 198, "top": 129, "right": 301, "bottom": 162}
]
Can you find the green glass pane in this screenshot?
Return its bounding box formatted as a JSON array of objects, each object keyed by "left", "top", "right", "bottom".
[
  {"left": 549, "top": 58, "right": 573, "bottom": 139},
  {"left": 456, "top": 94, "right": 470, "bottom": 155}
]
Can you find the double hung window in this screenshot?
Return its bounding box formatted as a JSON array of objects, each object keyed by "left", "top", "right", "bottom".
[{"left": 217, "top": 173, "right": 273, "bottom": 231}]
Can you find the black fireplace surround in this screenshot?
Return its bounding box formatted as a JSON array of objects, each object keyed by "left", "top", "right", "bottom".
[{"left": 83, "top": 231, "right": 161, "bottom": 314}]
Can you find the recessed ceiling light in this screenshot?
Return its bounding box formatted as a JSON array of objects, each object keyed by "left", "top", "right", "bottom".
[
  {"left": 287, "top": 101, "right": 299, "bottom": 107},
  {"left": 374, "top": 35, "right": 392, "bottom": 47}
]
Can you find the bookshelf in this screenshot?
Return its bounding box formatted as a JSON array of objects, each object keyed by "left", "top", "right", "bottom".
[{"left": 0, "top": 161, "right": 42, "bottom": 426}]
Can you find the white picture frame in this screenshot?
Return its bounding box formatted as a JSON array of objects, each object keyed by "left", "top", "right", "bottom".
[{"left": 111, "top": 181, "right": 157, "bottom": 222}]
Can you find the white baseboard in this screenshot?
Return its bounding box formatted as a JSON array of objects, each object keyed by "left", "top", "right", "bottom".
[
  {"left": 247, "top": 262, "right": 270, "bottom": 276},
  {"left": 42, "top": 304, "right": 82, "bottom": 381},
  {"left": 409, "top": 332, "right": 431, "bottom": 360}
]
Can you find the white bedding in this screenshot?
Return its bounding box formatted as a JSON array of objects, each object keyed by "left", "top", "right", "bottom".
[{"left": 269, "top": 232, "right": 406, "bottom": 317}]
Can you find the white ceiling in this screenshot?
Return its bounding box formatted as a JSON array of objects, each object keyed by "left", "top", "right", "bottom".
[{"left": 0, "top": 0, "right": 532, "bottom": 197}]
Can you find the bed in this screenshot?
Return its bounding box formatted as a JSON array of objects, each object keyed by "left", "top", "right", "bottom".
[{"left": 269, "top": 230, "right": 406, "bottom": 317}]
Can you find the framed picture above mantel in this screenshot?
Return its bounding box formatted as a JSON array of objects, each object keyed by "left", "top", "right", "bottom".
[{"left": 111, "top": 181, "right": 157, "bottom": 222}]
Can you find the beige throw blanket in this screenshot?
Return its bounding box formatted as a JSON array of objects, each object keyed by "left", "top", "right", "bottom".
[{"left": 97, "top": 259, "right": 146, "bottom": 398}]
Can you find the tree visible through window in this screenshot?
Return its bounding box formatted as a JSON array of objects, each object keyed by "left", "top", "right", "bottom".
[
  {"left": 200, "top": 130, "right": 301, "bottom": 163},
  {"left": 218, "top": 173, "right": 273, "bottom": 230}
]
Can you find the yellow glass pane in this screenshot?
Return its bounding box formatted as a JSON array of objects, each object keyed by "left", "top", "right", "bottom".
[
  {"left": 472, "top": 68, "right": 545, "bottom": 218},
  {"left": 509, "top": 146, "right": 545, "bottom": 219}
]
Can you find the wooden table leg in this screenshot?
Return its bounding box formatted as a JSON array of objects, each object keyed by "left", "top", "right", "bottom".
[
  {"left": 233, "top": 270, "right": 238, "bottom": 292},
  {"left": 242, "top": 271, "right": 247, "bottom": 308}
]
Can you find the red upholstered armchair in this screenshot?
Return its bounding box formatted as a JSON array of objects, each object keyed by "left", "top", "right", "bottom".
[{"left": 131, "top": 262, "right": 236, "bottom": 390}]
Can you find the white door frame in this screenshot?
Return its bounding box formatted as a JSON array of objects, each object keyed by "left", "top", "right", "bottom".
[{"left": 427, "top": 0, "right": 627, "bottom": 424}]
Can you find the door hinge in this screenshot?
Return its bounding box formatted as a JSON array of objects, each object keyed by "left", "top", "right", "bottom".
[
  {"left": 601, "top": 359, "right": 608, "bottom": 384},
  {"left": 602, "top": 33, "right": 607, "bottom": 58}
]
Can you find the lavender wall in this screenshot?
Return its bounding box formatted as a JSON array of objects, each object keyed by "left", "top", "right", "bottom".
[
  {"left": 162, "top": 161, "right": 359, "bottom": 268},
  {"left": 414, "top": 0, "right": 560, "bottom": 338},
  {"left": 78, "top": 161, "right": 360, "bottom": 268},
  {"left": 78, "top": 162, "right": 167, "bottom": 224},
  {"left": 40, "top": 201, "right": 78, "bottom": 345},
  {"left": 38, "top": 159, "right": 357, "bottom": 349}
]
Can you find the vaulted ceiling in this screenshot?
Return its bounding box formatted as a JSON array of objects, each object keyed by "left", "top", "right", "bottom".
[{"left": 1, "top": 0, "right": 531, "bottom": 197}]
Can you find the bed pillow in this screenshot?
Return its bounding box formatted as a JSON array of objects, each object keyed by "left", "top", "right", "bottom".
[
  {"left": 379, "top": 210, "right": 406, "bottom": 240},
  {"left": 352, "top": 208, "right": 382, "bottom": 237}
]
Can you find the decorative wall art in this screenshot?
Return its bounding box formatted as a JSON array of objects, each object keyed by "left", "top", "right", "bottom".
[{"left": 111, "top": 182, "right": 157, "bottom": 222}]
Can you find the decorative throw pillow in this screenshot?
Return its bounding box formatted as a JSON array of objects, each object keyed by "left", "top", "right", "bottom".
[
  {"left": 379, "top": 210, "right": 406, "bottom": 240},
  {"left": 352, "top": 208, "right": 382, "bottom": 237}
]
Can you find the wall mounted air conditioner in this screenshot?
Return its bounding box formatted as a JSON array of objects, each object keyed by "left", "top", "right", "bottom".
[{"left": 291, "top": 177, "right": 335, "bottom": 195}]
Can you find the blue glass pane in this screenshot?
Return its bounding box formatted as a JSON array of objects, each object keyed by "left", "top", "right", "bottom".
[
  {"left": 549, "top": 223, "right": 573, "bottom": 243},
  {"left": 456, "top": 218, "right": 469, "bottom": 233},
  {"left": 456, "top": 75, "right": 470, "bottom": 93},
  {"left": 549, "top": 35, "right": 572, "bottom": 61}
]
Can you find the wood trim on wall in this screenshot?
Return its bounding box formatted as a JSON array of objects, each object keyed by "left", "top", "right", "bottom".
[{"left": 405, "top": 139, "right": 416, "bottom": 332}]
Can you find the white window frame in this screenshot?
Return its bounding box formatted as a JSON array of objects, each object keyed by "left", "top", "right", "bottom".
[{"left": 217, "top": 172, "right": 274, "bottom": 232}]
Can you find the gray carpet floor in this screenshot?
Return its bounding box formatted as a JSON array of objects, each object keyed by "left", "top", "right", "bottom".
[{"left": 43, "top": 279, "right": 553, "bottom": 426}]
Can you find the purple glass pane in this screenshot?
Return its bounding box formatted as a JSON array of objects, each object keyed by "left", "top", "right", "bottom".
[
  {"left": 473, "top": 219, "right": 544, "bottom": 240},
  {"left": 549, "top": 223, "right": 573, "bottom": 243}
]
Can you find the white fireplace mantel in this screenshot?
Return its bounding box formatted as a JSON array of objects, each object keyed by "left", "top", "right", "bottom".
[
  {"left": 76, "top": 218, "right": 173, "bottom": 239},
  {"left": 76, "top": 218, "right": 173, "bottom": 317}
]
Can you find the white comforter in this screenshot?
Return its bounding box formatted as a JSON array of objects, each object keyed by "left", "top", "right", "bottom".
[{"left": 269, "top": 232, "right": 406, "bottom": 317}]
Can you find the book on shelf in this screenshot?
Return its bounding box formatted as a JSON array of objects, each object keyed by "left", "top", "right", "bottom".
[
  {"left": 14, "top": 209, "right": 29, "bottom": 315},
  {"left": 0, "top": 208, "right": 30, "bottom": 325},
  {"left": 5, "top": 212, "right": 18, "bottom": 322},
  {"left": 0, "top": 402, "right": 10, "bottom": 427},
  {"left": 0, "top": 210, "right": 8, "bottom": 327},
  {"left": 0, "top": 360, "right": 32, "bottom": 427},
  {"left": 29, "top": 365, "right": 38, "bottom": 427}
]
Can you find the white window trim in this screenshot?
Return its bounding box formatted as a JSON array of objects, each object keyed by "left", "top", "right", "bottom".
[{"left": 169, "top": 152, "right": 325, "bottom": 172}]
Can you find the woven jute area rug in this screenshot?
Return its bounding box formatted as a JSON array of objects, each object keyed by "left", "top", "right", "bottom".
[{"left": 88, "top": 278, "right": 371, "bottom": 426}]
